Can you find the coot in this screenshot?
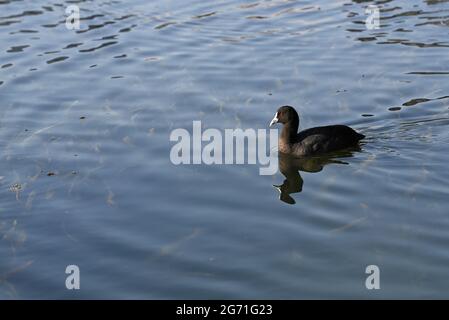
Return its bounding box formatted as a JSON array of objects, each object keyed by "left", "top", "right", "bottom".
[{"left": 269, "top": 106, "right": 365, "bottom": 156}]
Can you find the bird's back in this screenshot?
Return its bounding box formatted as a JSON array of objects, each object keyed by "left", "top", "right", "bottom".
[{"left": 292, "top": 125, "right": 364, "bottom": 156}]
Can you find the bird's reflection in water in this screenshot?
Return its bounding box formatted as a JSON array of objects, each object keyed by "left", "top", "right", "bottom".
[{"left": 274, "top": 147, "right": 361, "bottom": 204}]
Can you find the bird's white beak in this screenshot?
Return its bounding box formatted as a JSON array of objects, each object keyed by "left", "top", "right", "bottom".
[{"left": 269, "top": 112, "right": 278, "bottom": 127}]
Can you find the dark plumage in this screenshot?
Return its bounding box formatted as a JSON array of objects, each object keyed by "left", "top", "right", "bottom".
[{"left": 269, "top": 106, "right": 365, "bottom": 156}]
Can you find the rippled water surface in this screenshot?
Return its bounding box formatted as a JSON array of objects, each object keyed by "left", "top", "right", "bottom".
[{"left": 1, "top": 0, "right": 449, "bottom": 299}]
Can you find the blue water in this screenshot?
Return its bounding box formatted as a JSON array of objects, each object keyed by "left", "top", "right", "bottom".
[{"left": 0, "top": 0, "right": 449, "bottom": 298}]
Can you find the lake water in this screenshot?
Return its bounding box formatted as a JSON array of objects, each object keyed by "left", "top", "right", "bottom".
[{"left": 0, "top": 0, "right": 449, "bottom": 299}]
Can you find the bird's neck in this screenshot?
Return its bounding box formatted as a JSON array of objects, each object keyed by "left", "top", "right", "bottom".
[{"left": 280, "top": 120, "right": 299, "bottom": 145}]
